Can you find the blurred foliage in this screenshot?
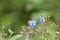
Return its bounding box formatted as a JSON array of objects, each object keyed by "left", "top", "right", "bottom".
[
  {"left": 8, "top": 35, "right": 23, "bottom": 40},
  {"left": 0, "top": 0, "right": 60, "bottom": 40}
]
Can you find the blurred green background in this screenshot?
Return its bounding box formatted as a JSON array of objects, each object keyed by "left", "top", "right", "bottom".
[{"left": 0, "top": 0, "right": 60, "bottom": 40}]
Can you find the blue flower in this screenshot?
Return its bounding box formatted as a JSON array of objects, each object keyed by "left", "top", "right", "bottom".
[
  {"left": 28, "top": 20, "right": 37, "bottom": 29},
  {"left": 39, "top": 16, "right": 45, "bottom": 24}
]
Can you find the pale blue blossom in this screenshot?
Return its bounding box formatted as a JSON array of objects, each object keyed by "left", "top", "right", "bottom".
[
  {"left": 28, "top": 20, "right": 37, "bottom": 29},
  {"left": 39, "top": 16, "right": 45, "bottom": 24}
]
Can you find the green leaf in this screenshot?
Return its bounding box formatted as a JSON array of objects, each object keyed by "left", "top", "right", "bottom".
[
  {"left": 8, "top": 29, "right": 14, "bottom": 35},
  {"left": 8, "top": 35, "right": 23, "bottom": 40}
]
